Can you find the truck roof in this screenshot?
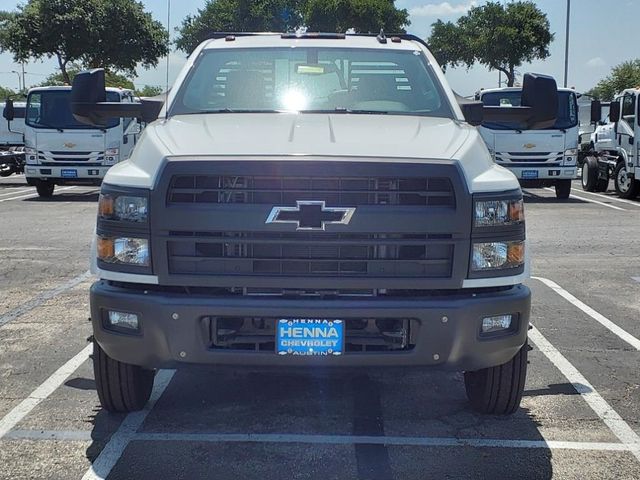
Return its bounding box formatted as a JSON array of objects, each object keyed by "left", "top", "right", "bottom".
[
  {"left": 479, "top": 86, "right": 576, "bottom": 95},
  {"left": 27, "top": 86, "right": 133, "bottom": 94},
  {"left": 201, "top": 33, "right": 423, "bottom": 52}
]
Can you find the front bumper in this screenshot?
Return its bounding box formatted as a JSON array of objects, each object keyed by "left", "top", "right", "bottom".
[
  {"left": 91, "top": 281, "right": 531, "bottom": 371},
  {"left": 500, "top": 165, "right": 577, "bottom": 181},
  {"left": 25, "top": 165, "right": 110, "bottom": 184}
]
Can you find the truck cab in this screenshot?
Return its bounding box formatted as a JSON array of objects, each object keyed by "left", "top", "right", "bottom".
[
  {"left": 21, "top": 86, "right": 140, "bottom": 197},
  {"left": 0, "top": 101, "right": 26, "bottom": 148},
  {"left": 582, "top": 89, "right": 640, "bottom": 198},
  {"left": 477, "top": 87, "right": 579, "bottom": 199}
]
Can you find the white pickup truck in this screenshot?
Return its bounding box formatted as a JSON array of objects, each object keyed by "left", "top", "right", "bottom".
[
  {"left": 69, "top": 32, "right": 558, "bottom": 415},
  {"left": 477, "top": 87, "right": 579, "bottom": 199}
]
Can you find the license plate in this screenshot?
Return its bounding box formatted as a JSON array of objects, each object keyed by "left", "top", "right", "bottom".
[
  {"left": 61, "top": 169, "right": 77, "bottom": 178},
  {"left": 276, "top": 319, "right": 343, "bottom": 356},
  {"left": 521, "top": 170, "right": 538, "bottom": 179}
]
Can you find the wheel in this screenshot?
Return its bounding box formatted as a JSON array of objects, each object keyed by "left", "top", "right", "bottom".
[
  {"left": 581, "top": 157, "right": 598, "bottom": 192},
  {"left": 464, "top": 342, "right": 528, "bottom": 415},
  {"left": 35, "top": 181, "right": 55, "bottom": 198},
  {"left": 93, "top": 340, "right": 155, "bottom": 413},
  {"left": 555, "top": 179, "right": 571, "bottom": 199},
  {"left": 613, "top": 162, "right": 640, "bottom": 199},
  {"left": 0, "top": 165, "right": 13, "bottom": 177}
]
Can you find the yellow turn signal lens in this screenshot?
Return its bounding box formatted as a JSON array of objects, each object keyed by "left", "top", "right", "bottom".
[
  {"left": 97, "top": 236, "right": 114, "bottom": 260},
  {"left": 507, "top": 241, "right": 525, "bottom": 265},
  {"left": 98, "top": 194, "right": 114, "bottom": 217}
]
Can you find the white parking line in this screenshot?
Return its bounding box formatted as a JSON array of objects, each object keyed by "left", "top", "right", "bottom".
[
  {"left": 575, "top": 189, "right": 640, "bottom": 207},
  {"left": 0, "top": 270, "right": 92, "bottom": 327},
  {"left": 81, "top": 369, "right": 176, "bottom": 480},
  {"left": 0, "top": 344, "right": 92, "bottom": 439},
  {"left": 0, "top": 185, "right": 76, "bottom": 203},
  {"left": 0, "top": 187, "right": 33, "bottom": 197},
  {"left": 533, "top": 276, "right": 640, "bottom": 351},
  {"left": 543, "top": 188, "right": 626, "bottom": 211},
  {"left": 529, "top": 326, "right": 640, "bottom": 461}
]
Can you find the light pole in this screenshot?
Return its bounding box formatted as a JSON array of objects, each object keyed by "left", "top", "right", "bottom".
[
  {"left": 563, "top": 0, "right": 570, "bottom": 87},
  {"left": 10, "top": 70, "right": 21, "bottom": 92}
]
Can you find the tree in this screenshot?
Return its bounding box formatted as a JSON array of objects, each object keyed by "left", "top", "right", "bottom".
[
  {"left": 0, "top": 86, "right": 18, "bottom": 100},
  {"left": 176, "top": 0, "right": 302, "bottom": 54},
  {"left": 135, "top": 85, "right": 164, "bottom": 97},
  {"left": 2, "top": 0, "right": 169, "bottom": 84},
  {"left": 428, "top": 1, "right": 553, "bottom": 87},
  {"left": 586, "top": 60, "right": 640, "bottom": 101},
  {"left": 303, "top": 0, "right": 409, "bottom": 34},
  {"left": 175, "top": 0, "right": 409, "bottom": 55},
  {"left": 39, "top": 66, "right": 135, "bottom": 90}
]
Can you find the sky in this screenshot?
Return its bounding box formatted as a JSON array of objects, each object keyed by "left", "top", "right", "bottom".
[{"left": 0, "top": 0, "right": 638, "bottom": 96}]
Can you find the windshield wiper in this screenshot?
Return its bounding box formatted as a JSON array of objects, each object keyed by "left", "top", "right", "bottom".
[
  {"left": 33, "top": 122, "right": 64, "bottom": 132},
  {"left": 301, "top": 108, "right": 389, "bottom": 115},
  {"left": 189, "top": 108, "right": 282, "bottom": 114}
]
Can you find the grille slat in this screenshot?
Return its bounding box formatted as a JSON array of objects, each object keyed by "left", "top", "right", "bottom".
[
  {"left": 168, "top": 175, "right": 455, "bottom": 207},
  {"left": 167, "top": 232, "right": 454, "bottom": 278}
]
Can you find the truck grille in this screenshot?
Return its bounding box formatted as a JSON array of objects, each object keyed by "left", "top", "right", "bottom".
[
  {"left": 167, "top": 232, "right": 453, "bottom": 277},
  {"left": 167, "top": 174, "right": 455, "bottom": 207},
  {"left": 151, "top": 160, "right": 472, "bottom": 289}
]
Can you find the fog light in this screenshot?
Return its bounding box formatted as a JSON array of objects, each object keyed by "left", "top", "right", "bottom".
[
  {"left": 107, "top": 311, "right": 139, "bottom": 332},
  {"left": 481, "top": 315, "right": 513, "bottom": 335}
]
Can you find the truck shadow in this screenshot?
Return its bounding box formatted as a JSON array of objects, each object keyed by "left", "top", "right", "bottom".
[
  {"left": 85, "top": 367, "right": 554, "bottom": 479},
  {"left": 522, "top": 190, "right": 587, "bottom": 204}
]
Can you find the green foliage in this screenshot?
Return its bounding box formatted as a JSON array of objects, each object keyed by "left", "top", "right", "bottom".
[
  {"left": 175, "top": 0, "right": 409, "bottom": 54},
  {"left": 0, "top": 86, "right": 19, "bottom": 100},
  {"left": 586, "top": 60, "right": 640, "bottom": 101},
  {"left": 39, "top": 66, "right": 135, "bottom": 90},
  {"left": 303, "top": 0, "right": 409, "bottom": 34},
  {"left": 0, "top": 11, "right": 15, "bottom": 51},
  {"left": 135, "top": 85, "right": 164, "bottom": 97},
  {"left": 428, "top": 1, "right": 553, "bottom": 87},
  {"left": 2, "top": 0, "right": 168, "bottom": 84},
  {"left": 176, "top": 0, "right": 302, "bottom": 54}
]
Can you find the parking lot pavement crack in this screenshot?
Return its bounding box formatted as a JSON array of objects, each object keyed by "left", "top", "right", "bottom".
[{"left": 0, "top": 270, "right": 92, "bottom": 328}]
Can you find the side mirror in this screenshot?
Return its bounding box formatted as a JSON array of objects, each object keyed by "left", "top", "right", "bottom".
[
  {"left": 479, "top": 73, "right": 558, "bottom": 129},
  {"left": 71, "top": 69, "right": 163, "bottom": 126},
  {"left": 520, "top": 73, "right": 558, "bottom": 129},
  {"left": 3, "top": 98, "right": 15, "bottom": 122},
  {"left": 609, "top": 101, "right": 621, "bottom": 123},
  {"left": 590, "top": 100, "right": 602, "bottom": 124}
]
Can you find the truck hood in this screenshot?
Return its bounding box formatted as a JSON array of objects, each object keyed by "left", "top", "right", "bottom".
[
  {"left": 34, "top": 130, "right": 106, "bottom": 153},
  {"left": 152, "top": 113, "right": 468, "bottom": 160},
  {"left": 489, "top": 130, "right": 567, "bottom": 154}
]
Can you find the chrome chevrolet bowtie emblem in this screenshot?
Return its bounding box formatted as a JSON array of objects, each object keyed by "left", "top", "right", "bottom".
[
  {"left": 63, "top": 142, "right": 76, "bottom": 148},
  {"left": 266, "top": 201, "right": 355, "bottom": 231}
]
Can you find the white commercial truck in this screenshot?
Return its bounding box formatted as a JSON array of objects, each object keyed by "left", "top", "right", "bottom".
[
  {"left": 0, "top": 101, "right": 26, "bottom": 147},
  {"left": 70, "top": 33, "right": 559, "bottom": 415},
  {"left": 4, "top": 86, "right": 141, "bottom": 197},
  {"left": 477, "top": 87, "right": 579, "bottom": 199},
  {"left": 582, "top": 89, "right": 640, "bottom": 198}
]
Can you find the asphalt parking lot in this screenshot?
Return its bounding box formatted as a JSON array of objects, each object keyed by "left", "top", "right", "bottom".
[{"left": 0, "top": 174, "right": 639, "bottom": 479}]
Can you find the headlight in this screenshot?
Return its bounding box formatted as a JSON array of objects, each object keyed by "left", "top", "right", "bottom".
[
  {"left": 564, "top": 148, "right": 578, "bottom": 164},
  {"left": 105, "top": 148, "right": 119, "bottom": 156},
  {"left": 99, "top": 194, "right": 148, "bottom": 222},
  {"left": 472, "top": 241, "right": 524, "bottom": 271},
  {"left": 97, "top": 236, "right": 150, "bottom": 266},
  {"left": 25, "top": 147, "right": 36, "bottom": 154},
  {"left": 474, "top": 199, "right": 524, "bottom": 227}
]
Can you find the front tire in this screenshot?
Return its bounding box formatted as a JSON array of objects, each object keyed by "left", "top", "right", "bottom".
[
  {"left": 93, "top": 341, "right": 155, "bottom": 413},
  {"left": 555, "top": 179, "right": 571, "bottom": 199},
  {"left": 35, "top": 181, "right": 55, "bottom": 198},
  {"left": 464, "top": 342, "right": 528, "bottom": 415},
  {"left": 613, "top": 162, "right": 640, "bottom": 199}
]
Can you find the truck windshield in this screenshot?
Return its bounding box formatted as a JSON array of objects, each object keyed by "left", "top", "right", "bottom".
[
  {"left": 171, "top": 47, "right": 452, "bottom": 117},
  {"left": 26, "top": 90, "right": 120, "bottom": 130},
  {"left": 481, "top": 90, "right": 578, "bottom": 130}
]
